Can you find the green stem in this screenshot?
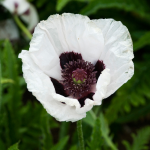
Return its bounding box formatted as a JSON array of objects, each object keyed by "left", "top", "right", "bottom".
[
  {"left": 13, "top": 15, "right": 32, "bottom": 40},
  {"left": 77, "top": 120, "right": 85, "bottom": 150},
  {"left": 0, "top": 52, "right": 2, "bottom": 113}
]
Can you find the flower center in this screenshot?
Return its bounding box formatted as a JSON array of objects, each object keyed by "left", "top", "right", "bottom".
[
  {"left": 72, "top": 68, "right": 87, "bottom": 84},
  {"left": 61, "top": 59, "right": 97, "bottom": 99}
]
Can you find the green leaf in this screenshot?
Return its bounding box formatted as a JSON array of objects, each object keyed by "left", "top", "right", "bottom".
[
  {"left": 123, "top": 127, "right": 150, "bottom": 150},
  {"left": 51, "top": 136, "right": 69, "bottom": 150},
  {"left": 40, "top": 109, "right": 53, "bottom": 150},
  {"left": 1, "top": 78, "right": 14, "bottom": 84},
  {"left": 134, "top": 31, "right": 150, "bottom": 51},
  {"left": 122, "top": 141, "right": 131, "bottom": 150},
  {"left": 100, "top": 113, "right": 118, "bottom": 150},
  {"left": 59, "top": 122, "right": 70, "bottom": 140},
  {"left": 116, "top": 101, "right": 150, "bottom": 123},
  {"left": 8, "top": 142, "right": 19, "bottom": 150},
  {"left": 0, "top": 46, "right": 2, "bottom": 113},
  {"left": 56, "top": 0, "right": 70, "bottom": 11},
  {"left": 88, "top": 118, "right": 103, "bottom": 150},
  {"left": 2, "top": 40, "right": 21, "bottom": 145},
  {"left": 80, "top": 0, "right": 150, "bottom": 24},
  {"left": 56, "top": 0, "right": 91, "bottom": 11},
  {"left": 132, "top": 127, "right": 150, "bottom": 150},
  {"left": 69, "top": 145, "right": 77, "bottom": 150},
  {"left": 83, "top": 110, "right": 96, "bottom": 127},
  {"left": 105, "top": 60, "right": 150, "bottom": 124}
]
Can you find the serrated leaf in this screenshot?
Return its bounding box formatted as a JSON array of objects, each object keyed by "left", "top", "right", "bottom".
[
  {"left": 80, "top": 0, "right": 150, "bottom": 24},
  {"left": 8, "top": 142, "right": 19, "bottom": 150},
  {"left": 2, "top": 40, "right": 21, "bottom": 144},
  {"left": 40, "top": 109, "right": 53, "bottom": 150},
  {"left": 105, "top": 60, "right": 150, "bottom": 124},
  {"left": 83, "top": 110, "right": 96, "bottom": 127},
  {"left": 132, "top": 127, "right": 150, "bottom": 150},
  {"left": 122, "top": 141, "right": 131, "bottom": 150},
  {"left": 123, "top": 127, "right": 150, "bottom": 150},
  {"left": 88, "top": 118, "right": 103, "bottom": 150},
  {"left": 100, "top": 113, "right": 118, "bottom": 150},
  {"left": 51, "top": 136, "right": 69, "bottom": 150}
]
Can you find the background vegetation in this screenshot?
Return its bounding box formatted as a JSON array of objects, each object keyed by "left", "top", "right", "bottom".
[{"left": 1, "top": 0, "right": 150, "bottom": 150}]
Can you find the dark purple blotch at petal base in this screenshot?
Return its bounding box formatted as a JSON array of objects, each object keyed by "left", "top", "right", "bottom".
[
  {"left": 78, "top": 93, "right": 94, "bottom": 107},
  {"left": 94, "top": 60, "right": 105, "bottom": 80},
  {"left": 51, "top": 78, "right": 68, "bottom": 97},
  {"left": 23, "top": 9, "right": 30, "bottom": 15},
  {"left": 59, "top": 52, "right": 82, "bottom": 69}
]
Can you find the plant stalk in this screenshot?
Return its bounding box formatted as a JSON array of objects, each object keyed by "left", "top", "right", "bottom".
[
  {"left": 77, "top": 120, "right": 85, "bottom": 150},
  {"left": 13, "top": 15, "right": 32, "bottom": 40}
]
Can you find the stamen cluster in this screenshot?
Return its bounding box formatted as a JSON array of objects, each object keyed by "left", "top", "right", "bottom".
[{"left": 61, "top": 59, "right": 97, "bottom": 99}]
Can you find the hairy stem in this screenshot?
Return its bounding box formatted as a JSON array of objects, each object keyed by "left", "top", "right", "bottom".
[{"left": 77, "top": 120, "right": 85, "bottom": 150}]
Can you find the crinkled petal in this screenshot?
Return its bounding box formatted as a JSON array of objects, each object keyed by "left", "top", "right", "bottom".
[
  {"left": 1, "top": 0, "right": 29, "bottom": 14},
  {"left": 92, "top": 19, "right": 134, "bottom": 98},
  {"left": 52, "top": 94, "right": 94, "bottom": 115},
  {"left": 31, "top": 13, "right": 104, "bottom": 66},
  {"left": 93, "top": 68, "right": 110, "bottom": 105},
  {"left": 20, "top": 4, "right": 39, "bottom": 31},
  {"left": 19, "top": 50, "right": 94, "bottom": 122},
  {"left": 59, "top": 13, "right": 104, "bottom": 64},
  {"left": 29, "top": 24, "right": 62, "bottom": 80},
  {"left": 29, "top": 13, "right": 104, "bottom": 79}
]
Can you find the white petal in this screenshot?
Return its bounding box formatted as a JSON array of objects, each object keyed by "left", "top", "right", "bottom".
[
  {"left": 60, "top": 13, "right": 104, "bottom": 64},
  {"left": 29, "top": 13, "right": 105, "bottom": 79},
  {"left": 35, "top": 13, "right": 104, "bottom": 64},
  {"left": 92, "top": 19, "right": 134, "bottom": 97},
  {"left": 52, "top": 93, "right": 94, "bottom": 114},
  {"left": 93, "top": 68, "right": 110, "bottom": 105},
  {"left": 29, "top": 24, "right": 62, "bottom": 80},
  {"left": 19, "top": 50, "right": 93, "bottom": 122},
  {"left": 20, "top": 4, "right": 39, "bottom": 31},
  {"left": 1, "top": 0, "right": 29, "bottom": 14},
  {"left": 106, "top": 61, "right": 134, "bottom": 97}
]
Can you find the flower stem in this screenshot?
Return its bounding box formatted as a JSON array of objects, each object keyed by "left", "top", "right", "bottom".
[
  {"left": 77, "top": 120, "right": 85, "bottom": 150},
  {"left": 13, "top": 15, "right": 32, "bottom": 40}
]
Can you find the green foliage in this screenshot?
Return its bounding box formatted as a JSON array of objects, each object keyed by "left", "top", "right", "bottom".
[
  {"left": 105, "top": 58, "right": 150, "bottom": 123},
  {"left": 1, "top": 78, "right": 14, "bottom": 84},
  {"left": 51, "top": 136, "right": 69, "bottom": 150},
  {"left": 0, "top": 45, "right": 2, "bottom": 112},
  {"left": 59, "top": 122, "right": 70, "bottom": 140},
  {"left": 80, "top": 0, "right": 150, "bottom": 24},
  {"left": 56, "top": 0, "right": 70, "bottom": 11},
  {"left": 8, "top": 142, "right": 19, "bottom": 150},
  {"left": 1, "top": 0, "right": 150, "bottom": 150},
  {"left": 87, "top": 118, "right": 103, "bottom": 150},
  {"left": 100, "top": 114, "right": 118, "bottom": 150},
  {"left": 40, "top": 109, "right": 53, "bottom": 150},
  {"left": 84, "top": 112, "right": 117, "bottom": 150},
  {"left": 134, "top": 31, "right": 150, "bottom": 51},
  {"left": 83, "top": 110, "right": 96, "bottom": 127},
  {"left": 0, "top": 40, "right": 57, "bottom": 150},
  {"left": 123, "top": 127, "right": 150, "bottom": 150}
]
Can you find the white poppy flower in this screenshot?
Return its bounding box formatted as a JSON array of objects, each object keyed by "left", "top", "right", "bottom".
[
  {"left": 19, "top": 13, "right": 134, "bottom": 122},
  {"left": 1, "top": 0, "right": 39, "bottom": 31}
]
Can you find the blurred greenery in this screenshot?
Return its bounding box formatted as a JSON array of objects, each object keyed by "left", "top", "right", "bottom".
[{"left": 0, "top": 0, "right": 150, "bottom": 150}]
